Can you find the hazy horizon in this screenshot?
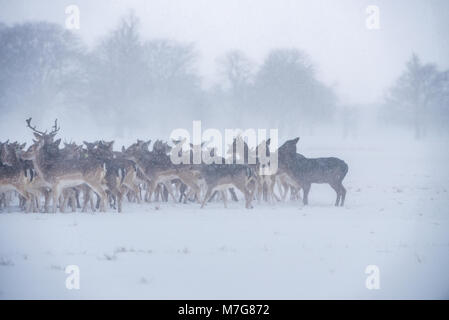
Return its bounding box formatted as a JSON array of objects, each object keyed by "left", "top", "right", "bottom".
[{"left": 1, "top": 0, "right": 448, "bottom": 105}]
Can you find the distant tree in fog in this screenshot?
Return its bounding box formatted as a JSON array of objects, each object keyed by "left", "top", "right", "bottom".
[
  {"left": 251, "top": 49, "right": 336, "bottom": 134},
  {"left": 340, "top": 105, "right": 360, "bottom": 139},
  {"left": 84, "top": 13, "right": 148, "bottom": 136},
  {"left": 214, "top": 50, "right": 255, "bottom": 127},
  {"left": 84, "top": 13, "right": 203, "bottom": 136},
  {"left": 219, "top": 50, "right": 254, "bottom": 94},
  {"left": 144, "top": 39, "right": 203, "bottom": 119},
  {"left": 0, "top": 22, "right": 84, "bottom": 120},
  {"left": 383, "top": 54, "right": 449, "bottom": 139},
  {"left": 432, "top": 70, "right": 449, "bottom": 131}
]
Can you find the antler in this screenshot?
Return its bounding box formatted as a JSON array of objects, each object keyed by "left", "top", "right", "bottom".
[
  {"left": 50, "top": 119, "right": 60, "bottom": 135},
  {"left": 25, "top": 118, "right": 47, "bottom": 136}
]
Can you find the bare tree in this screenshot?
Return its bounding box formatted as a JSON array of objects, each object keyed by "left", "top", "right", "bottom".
[
  {"left": 384, "top": 54, "right": 444, "bottom": 139},
  {"left": 0, "top": 22, "right": 84, "bottom": 120}
]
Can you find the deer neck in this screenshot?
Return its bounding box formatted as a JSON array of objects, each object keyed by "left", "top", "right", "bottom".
[{"left": 30, "top": 148, "right": 49, "bottom": 182}]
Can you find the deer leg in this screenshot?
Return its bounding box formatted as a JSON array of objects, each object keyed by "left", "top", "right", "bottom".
[
  {"left": 162, "top": 182, "right": 176, "bottom": 202},
  {"left": 147, "top": 181, "right": 156, "bottom": 202},
  {"left": 256, "top": 181, "right": 263, "bottom": 203},
  {"left": 61, "top": 191, "right": 70, "bottom": 213},
  {"left": 24, "top": 193, "right": 32, "bottom": 213},
  {"left": 201, "top": 187, "right": 214, "bottom": 208},
  {"left": 131, "top": 184, "right": 141, "bottom": 204},
  {"left": 229, "top": 188, "right": 238, "bottom": 202},
  {"left": 278, "top": 179, "right": 287, "bottom": 201},
  {"left": 290, "top": 186, "right": 296, "bottom": 200},
  {"left": 69, "top": 193, "right": 76, "bottom": 212},
  {"left": 154, "top": 184, "right": 161, "bottom": 202},
  {"left": 75, "top": 189, "right": 81, "bottom": 209},
  {"left": 111, "top": 188, "right": 123, "bottom": 213},
  {"left": 221, "top": 190, "right": 228, "bottom": 208},
  {"left": 269, "top": 178, "right": 280, "bottom": 203},
  {"left": 82, "top": 188, "right": 89, "bottom": 212},
  {"left": 233, "top": 181, "right": 252, "bottom": 209},
  {"left": 52, "top": 186, "right": 62, "bottom": 213},
  {"left": 88, "top": 189, "right": 95, "bottom": 212},
  {"left": 86, "top": 183, "right": 107, "bottom": 212},
  {"left": 329, "top": 183, "right": 341, "bottom": 207},
  {"left": 43, "top": 189, "right": 51, "bottom": 213},
  {"left": 34, "top": 193, "right": 40, "bottom": 212},
  {"left": 117, "top": 191, "right": 123, "bottom": 212},
  {"left": 185, "top": 181, "right": 201, "bottom": 204},
  {"left": 163, "top": 184, "right": 170, "bottom": 202},
  {"left": 340, "top": 184, "right": 346, "bottom": 206},
  {"left": 302, "top": 183, "right": 311, "bottom": 206},
  {"left": 209, "top": 190, "right": 219, "bottom": 202}
]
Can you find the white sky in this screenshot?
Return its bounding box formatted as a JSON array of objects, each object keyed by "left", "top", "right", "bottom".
[{"left": 1, "top": 0, "right": 448, "bottom": 105}]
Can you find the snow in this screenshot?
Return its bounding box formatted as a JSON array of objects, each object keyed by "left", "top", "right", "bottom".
[{"left": 1, "top": 136, "right": 449, "bottom": 299}]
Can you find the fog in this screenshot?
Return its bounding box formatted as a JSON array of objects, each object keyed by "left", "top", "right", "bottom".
[{"left": 0, "top": 0, "right": 448, "bottom": 143}]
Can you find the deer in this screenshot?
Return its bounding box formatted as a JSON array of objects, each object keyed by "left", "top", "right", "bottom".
[
  {"left": 124, "top": 140, "right": 202, "bottom": 204},
  {"left": 228, "top": 136, "right": 282, "bottom": 204},
  {"left": 0, "top": 141, "right": 33, "bottom": 211},
  {"left": 200, "top": 146, "right": 240, "bottom": 204},
  {"left": 83, "top": 140, "right": 143, "bottom": 213},
  {"left": 198, "top": 162, "right": 257, "bottom": 209},
  {"left": 277, "top": 137, "right": 348, "bottom": 206},
  {"left": 21, "top": 118, "right": 108, "bottom": 213}
]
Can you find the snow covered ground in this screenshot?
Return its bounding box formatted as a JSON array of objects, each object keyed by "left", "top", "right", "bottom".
[{"left": 1, "top": 136, "right": 449, "bottom": 299}]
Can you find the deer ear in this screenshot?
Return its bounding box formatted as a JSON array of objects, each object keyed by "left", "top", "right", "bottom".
[
  {"left": 33, "top": 133, "right": 42, "bottom": 140},
  {"left": 20, "top": 143, "right": 26, "bottom": 149},
  {"left": 266, "top": 138, "right": 271, "bottom": 145},
  {"left": 83, "top": 141, "right": 92, "bottom": 149},
  {"left": 54, "top": 139, "right": 61, "bottom": 147},
  {"left": 293, "top": 137, "right": 299, "bottom": 144}
]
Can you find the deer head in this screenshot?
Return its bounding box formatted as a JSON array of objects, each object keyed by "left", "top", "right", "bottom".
[
  {"left": 83, "top": 140, "right": 114, "bottom": 160},
  {"left": 278, "top": 137, "right": 299, "bottom": 157},
  {"left": 20, "top": 139, "right": 44, "bottom": 161},
  {"left": 2, "top": 142, "right": 27, "bottom": 166},
  {"left": 25, "top": 118, "right": 60, "bottom": 145},
  {"left": 0, "top": 140, "right": 9, "bottom": 165}
]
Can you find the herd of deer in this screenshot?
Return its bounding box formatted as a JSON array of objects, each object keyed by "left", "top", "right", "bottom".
[{"left": 0, "top": 118, "right": 349, "bottom": 213}]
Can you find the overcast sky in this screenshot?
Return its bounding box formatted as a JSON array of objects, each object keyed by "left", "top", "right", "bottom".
[{"left": 1, "top": 0, "right": 448, "bottom": 105}]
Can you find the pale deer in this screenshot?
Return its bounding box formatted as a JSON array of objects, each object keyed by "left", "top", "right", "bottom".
[
  {"left": 0, "top": 141, "right": 32, "bottom": 211},
  {"left": 22, "top": 118, "right": 108, "bottom": 213},
  {"left": 124, "top": 140, "right": 201, "bottom": 203}
]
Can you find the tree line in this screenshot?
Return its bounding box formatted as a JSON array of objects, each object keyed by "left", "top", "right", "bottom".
[{"left": 0, "top": 13, "right": 448, "bottom": 140}]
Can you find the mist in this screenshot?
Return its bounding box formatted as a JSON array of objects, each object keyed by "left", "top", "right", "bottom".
[{"left": 0, "top": 0, "right": 448, "bottom": 144}]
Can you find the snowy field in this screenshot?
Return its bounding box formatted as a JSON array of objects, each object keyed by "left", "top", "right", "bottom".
[{"left": 1, "top": 136, "right": 449, "bottom": 299}]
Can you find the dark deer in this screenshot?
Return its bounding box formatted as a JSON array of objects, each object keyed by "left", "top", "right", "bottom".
[{"left": 278, "top": 137, "right": 348, "bottom": 206}]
